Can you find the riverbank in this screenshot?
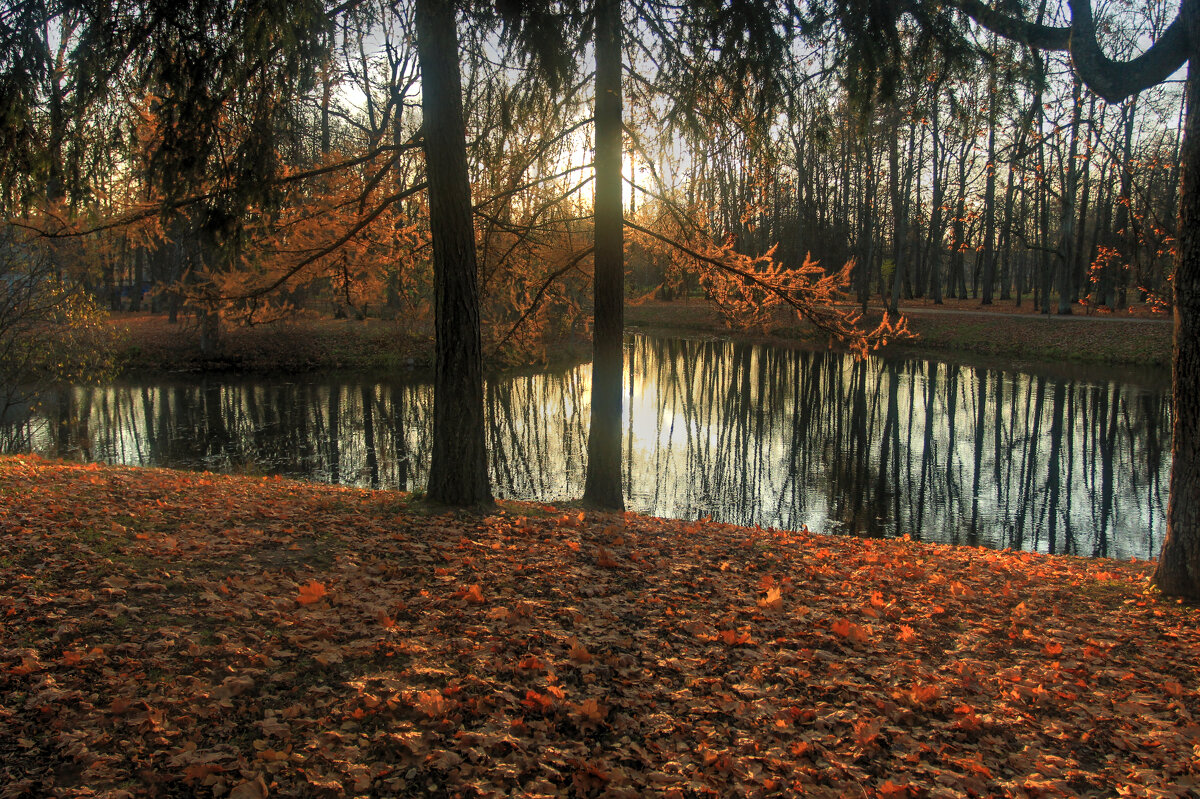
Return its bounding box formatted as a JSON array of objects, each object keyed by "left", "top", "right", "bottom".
[
  {"left": 2, "top": 457, "right": 1196, "bottom": 797},
  {"left": 114, "top": 313, "right": 437, "bottom": 375},
  {"left": 626, "top": 298, "right": 1174, "bottom": 370},
  {"left": 113, "top": 312, "right": 597, "bottom": 377},
  {"left": 111, "top": 297, "right": 1174, "bottom": 378}
]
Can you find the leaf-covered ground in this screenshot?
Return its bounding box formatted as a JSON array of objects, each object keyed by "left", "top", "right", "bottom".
[{"left": 1, "top": 457, "right": 1197, "bottom": 798}]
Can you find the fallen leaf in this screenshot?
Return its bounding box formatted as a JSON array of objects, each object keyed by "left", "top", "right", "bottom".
[{"left": 297, "top": 580, "right": 327, "bottom": 605}]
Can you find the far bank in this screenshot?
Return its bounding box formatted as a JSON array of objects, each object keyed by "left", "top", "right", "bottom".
[
  {"left": 625, "top": 298, "right": 1174, "bottom": 372},
  {"left": 107, "top": 297, "right": 1173, "bottom": 378}
]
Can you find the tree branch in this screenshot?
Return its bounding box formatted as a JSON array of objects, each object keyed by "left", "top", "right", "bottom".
[
  {"left": 1065, "top": 0, "right": 1189, "bottom": 103},
  {"left": 224, "top": 182, "right": 427, "bottom": 301},
  {"left": 954, "top": 0, "right": 1188, "bottom": 103},
  {"left": 488, "top": 245, "right": 594, "bottom": 358}
]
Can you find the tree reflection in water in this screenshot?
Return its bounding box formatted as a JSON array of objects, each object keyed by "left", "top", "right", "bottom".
[{"left": 14, "top": 334, "right": 1169, "bottom": 559}]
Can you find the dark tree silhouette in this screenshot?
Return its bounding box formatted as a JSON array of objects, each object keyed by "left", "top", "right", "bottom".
[
  {"left": 415, "top": 0, "right": 492, "bottom": 507},
  {"left": 583, "top": 0, "right": 625, "bottom": 509}
]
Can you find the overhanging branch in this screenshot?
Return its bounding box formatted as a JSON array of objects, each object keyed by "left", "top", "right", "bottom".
[
  {"left": 954, "top": 0, "right": 1188, "bottom": 103},
  {"left": 489, "top": 245, "right": 594, "bottom": 357}
]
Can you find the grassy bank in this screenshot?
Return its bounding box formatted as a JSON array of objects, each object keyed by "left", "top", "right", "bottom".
[
  {"left": 1, "top": 457, "right": 1197, "bottom": 797},
  {"left": 626, "top": 299, "right": 1174, "bottom": 370},
  {"left": 114, "top": 314, "right": 436, "bottom": 375},
  {"left": 112, "top": 313, "right": 597, "bottom": 377},
  {"left": 110, "top": 298, "right": 1173, "bottom": 378}
]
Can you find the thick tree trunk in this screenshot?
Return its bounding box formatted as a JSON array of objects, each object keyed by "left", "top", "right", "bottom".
[
  {"left": 415, "top": 0, "right": 492, "bottom": 507},
  {"left": 1154, "top": 42, "right": 1200, "bottom": 600},
  {"left": 583, "top": 0, "right": 625, "bottom": 510}
]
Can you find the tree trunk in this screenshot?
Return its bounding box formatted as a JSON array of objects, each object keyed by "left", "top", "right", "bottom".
[
  {"left": 1154, "top": 33, "right": 1200, "bottom": 600},
  {"left": 981, "top": 84, "right": 998, "bottom": 305},
  {"left": 927, "top": 98, "right": 944, "bottom": 304},
  {"left": 1056, "top": 77, "right": 1082, "bottom": 315},
  {"left": 1073, "top": 95, "right": 1095, "bottom": 306},
  {"left": 1037, "top": 93, "right": 1051, "bottom": 314},
  {"left": 888, "top": 117, "right": 907, "bottom": 315},
  {"left": 1113, "top": 97, "right": 1137, "bottom": 309},
  {"left": 583, "top": 0, "right": 625, "bottom": 510},
  {"left": 415, "top": 0, "right": 492, "bottom": 507},
  {"left": 951, "top": 153, "right": 968, "bottom": 299}
]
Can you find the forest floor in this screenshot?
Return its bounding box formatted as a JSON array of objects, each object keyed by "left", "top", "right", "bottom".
[
  {"left": 110, "top": 295, "right": 1173, "bottom": 378},
  {"left": 2, "top": 456, "right": 1198, "bottom": 797},
  {"left": 625, "top": 298, "right": 1174, "bottom": 371}
]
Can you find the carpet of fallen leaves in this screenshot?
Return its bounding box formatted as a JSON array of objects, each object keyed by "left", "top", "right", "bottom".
[{"left": 2, "top": 456, "right": 1198, "bottom": 799}]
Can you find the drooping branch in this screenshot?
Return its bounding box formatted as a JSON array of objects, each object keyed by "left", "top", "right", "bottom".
[
  {"left": 6, "top": 145, "right": 406, "bottom": 239},
  {"left": 954, "top": 0, "right": 1188, "bottom": 103},
  {"left": 1065, "top": 0, "right": 1189, "bottom": 103},
  {"left": 488, "top": 245, "right": 595, "bottom": 358},
  {"left": 954, "top": 0, "right": 1070, "bottom": 50},
  {"left": 623, "top": 218, "right": 909, "bottom": 355},
  {"left": 225, "top": 182, "right": 427, "bottom": 301}
]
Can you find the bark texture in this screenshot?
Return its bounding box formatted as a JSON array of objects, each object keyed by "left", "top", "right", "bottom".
[
  {"left": 1155, "top": 13, "right": 1200, "bottom": 599},
  {"left": 415, "top": 0, "right": 492, "bottom": 507},
  {"left": 583, "top": 0, "right": 625, "bottom": 510}
]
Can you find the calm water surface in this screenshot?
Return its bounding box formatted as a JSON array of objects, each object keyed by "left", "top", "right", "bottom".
[{"left": 5, "top": 334, "right": 1171, "bottom": 559}]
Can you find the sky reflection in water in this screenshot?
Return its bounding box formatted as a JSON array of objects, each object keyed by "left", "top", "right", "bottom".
[{"left": 10, "top": 334, "right": 1170, "bottom": 560}]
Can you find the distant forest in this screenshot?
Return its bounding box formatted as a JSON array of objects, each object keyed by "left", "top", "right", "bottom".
[{"left": 0, "top": 0, "right": 1182, "bottom": 354}]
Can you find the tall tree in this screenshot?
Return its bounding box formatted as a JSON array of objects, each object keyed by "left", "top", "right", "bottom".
[
  {"left": 415, "top": 0, "right": 492, "bottom": 506},
  {"left": 583, "top": 0, "right": 625, "bottom": 508},
  {"left": 949, "top": 0, "right": 1199, "bottom": 596}
]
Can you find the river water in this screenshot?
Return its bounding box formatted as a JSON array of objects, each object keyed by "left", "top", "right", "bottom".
[{"left": 4, "top": 333, "right": 1171, "bottom": 559}]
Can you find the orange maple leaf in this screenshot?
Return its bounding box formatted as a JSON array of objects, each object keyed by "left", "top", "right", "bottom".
[
  {"left": 453, "top": 584, "right": 485, "bottom": 604},
  {"left": 568, "top": 639, "right": 593, "bottom": 663},
  {"left": 596, "top": 547, "right": 620, "bottom": 568},
  {"left": 414, "top": 688, "right": 447, "bottom": 718},
  {"left": 719, "top": 629, "right": 753, "bottom": 646},
  {"left": 757, "top": 586, "right": 784, "bottom": 613},
  {"left": 853, "top": 717, "right": 883, "bottom": 747},
  {"left": 297, "top": 580, "right": 328, "bottom": 605},
  {"left": 909, "top": 683, "right": 942, "bottom": 706},
  {"left": 831, "top": 619, "right": 870, "bottom": 643},
  {"left": 522, "top": 689, "right": 554, "bottom": 711},
  {"left": 952, "top": 704, "right": 983, "bottom": 732},
  {"left": 573, "top": 697, "right": 607, "bottom": 724}
]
